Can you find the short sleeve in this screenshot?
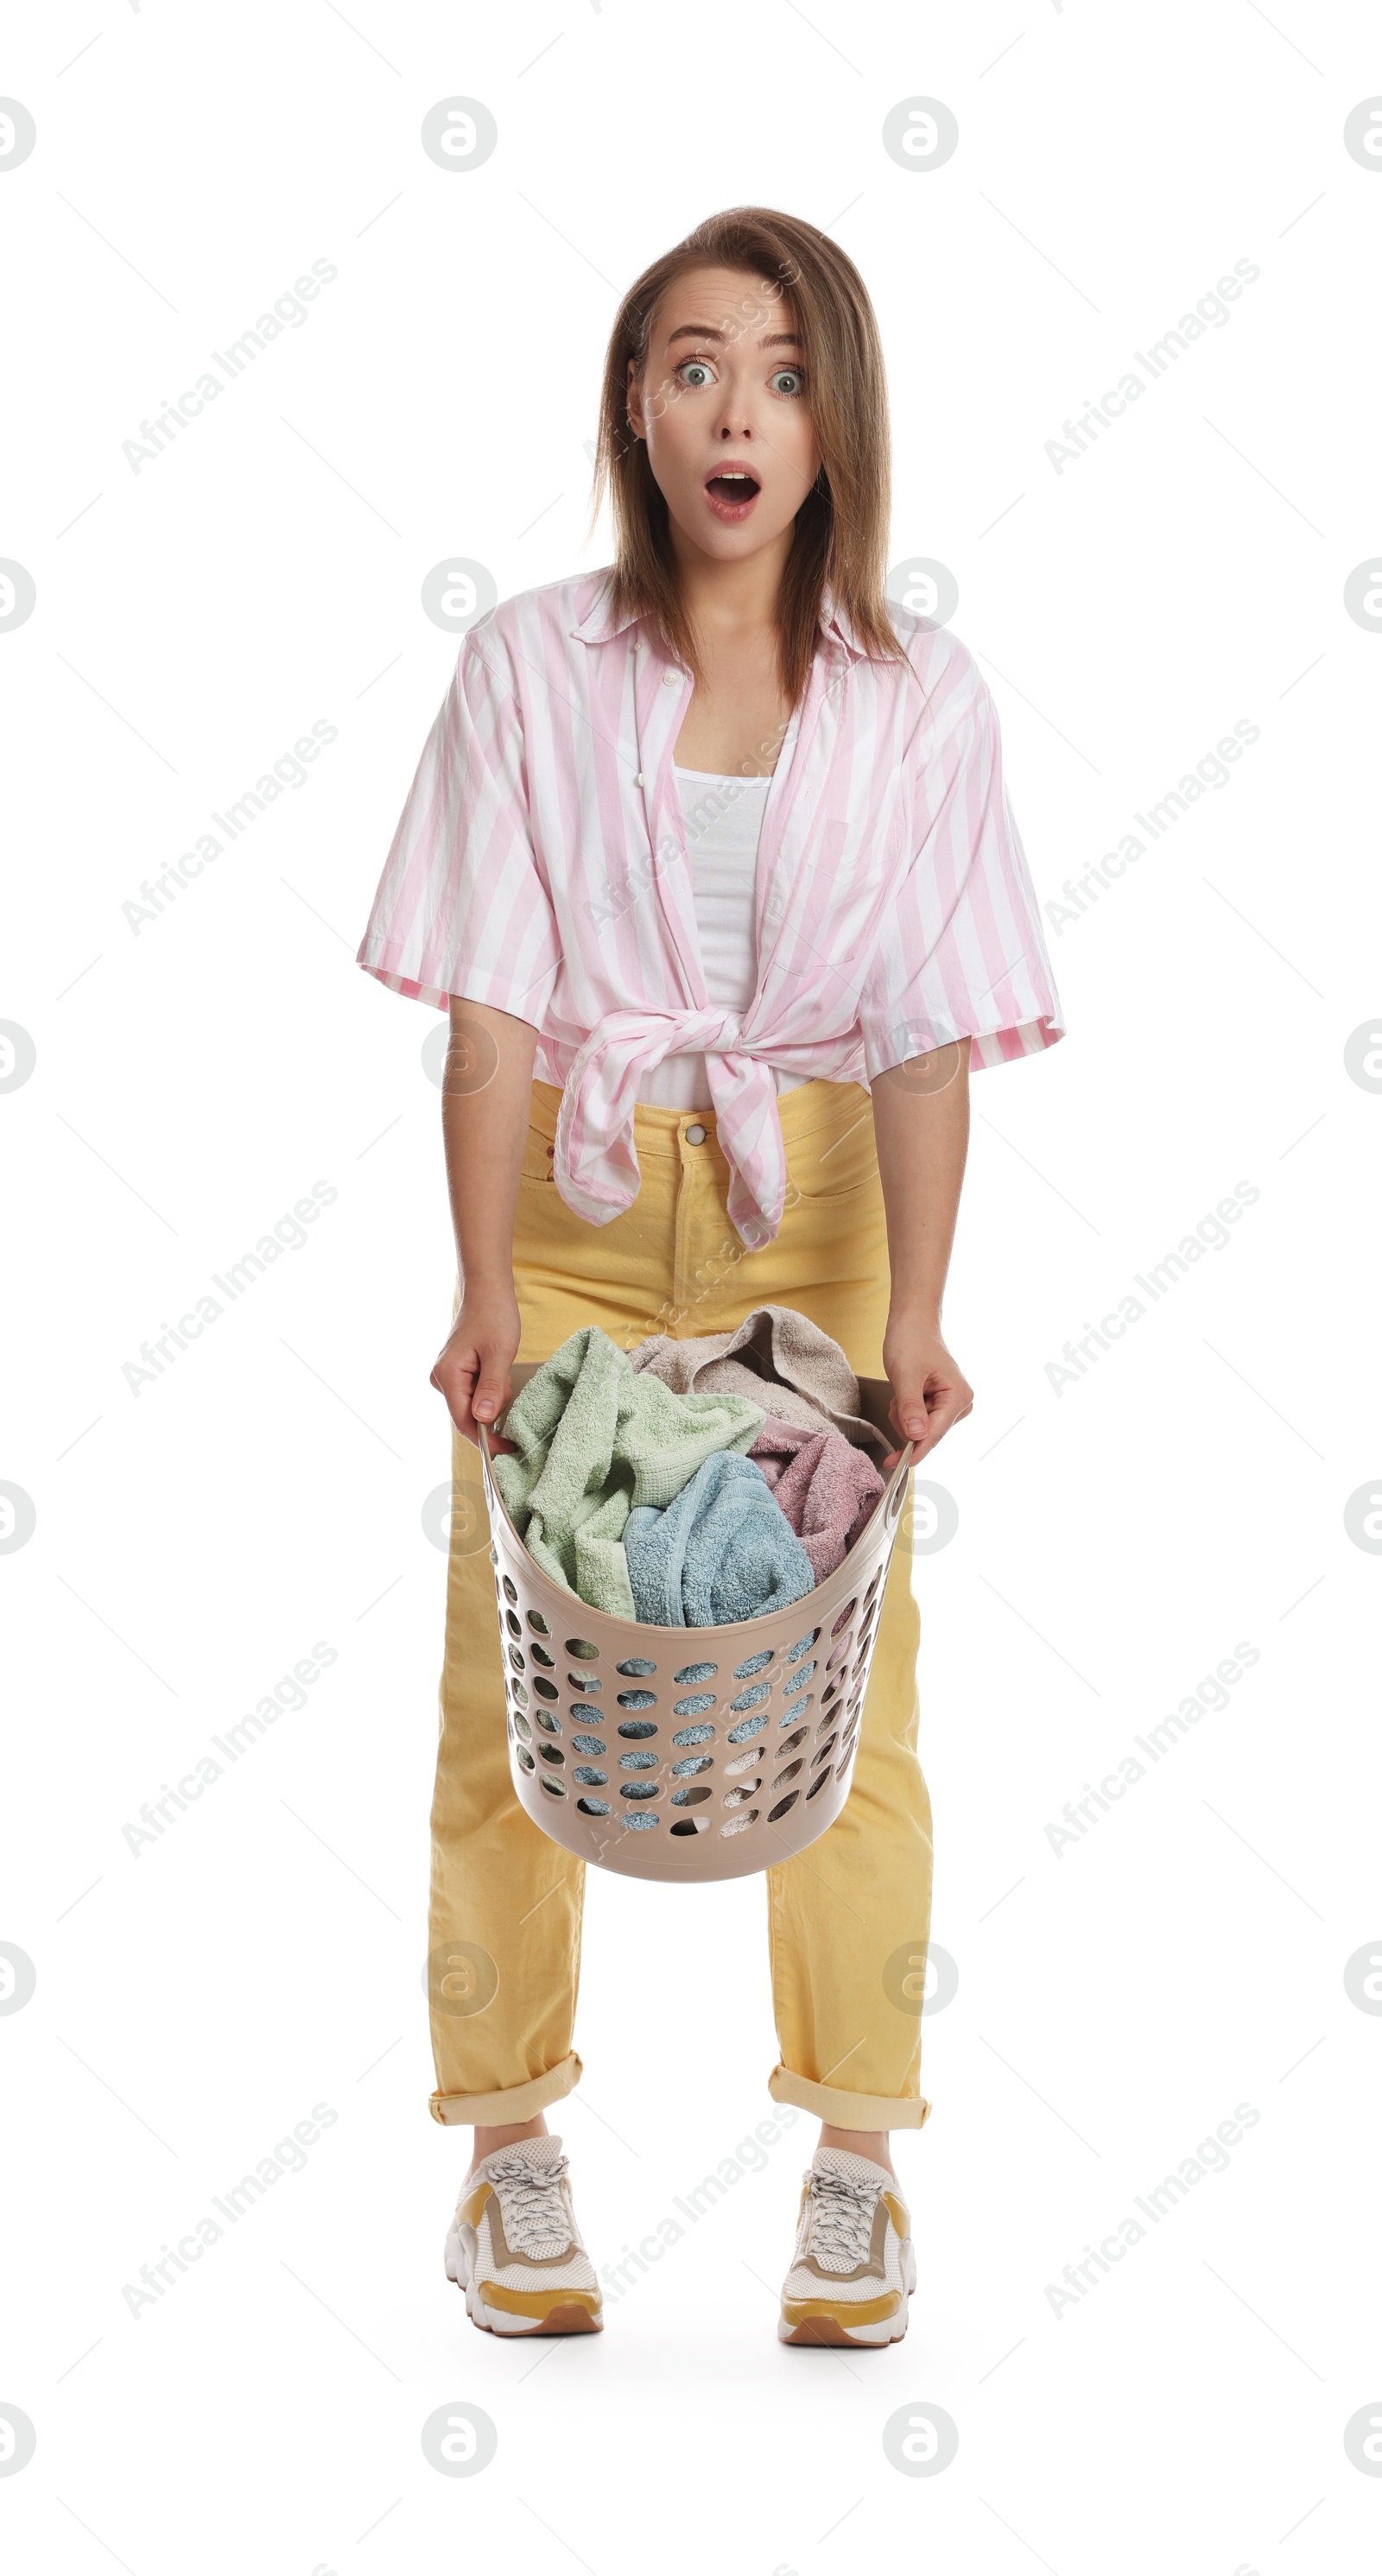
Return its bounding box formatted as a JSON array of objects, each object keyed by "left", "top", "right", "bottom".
[
  {"left": 859, "top": 645, "right": 1065, "bottom": 1078},
  {"left": 355, "top": 636, "right": 561, "bottom": 1022}
]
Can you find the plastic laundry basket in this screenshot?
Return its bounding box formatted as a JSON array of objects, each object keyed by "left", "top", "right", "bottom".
[{"left": 477, "top": 1367, "right": 916, "bottom": 1883}]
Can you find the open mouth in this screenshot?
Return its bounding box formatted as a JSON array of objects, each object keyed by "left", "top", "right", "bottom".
[{"left": 703, "top": 468, "right": 762, "bottom": 520}]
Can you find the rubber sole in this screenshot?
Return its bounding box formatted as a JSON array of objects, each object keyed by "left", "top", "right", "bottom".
[
  {"left": 778, "top": 2298, "right": 909, "bottom": 2347},
  {"left": 446, "top": 2231, "right": 603, "bottom": 2336}
]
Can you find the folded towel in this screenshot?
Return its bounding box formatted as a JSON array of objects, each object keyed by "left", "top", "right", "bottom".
[
  {"left": 491, "top": 1326, "right": 767, "bottom": 1616},
  {"left": 748, "top": 1414, "right": 886, "bottom": 1582},
  {"left": 623, "top": 1450, "right": 817, "bottom": 1627},
  {"left": 626, "top": 1305, "right": 890, "bottom": 1459}
]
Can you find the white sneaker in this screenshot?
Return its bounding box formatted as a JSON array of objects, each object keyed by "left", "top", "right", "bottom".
[
  {"left": 778, "top": 2146, "right": 916, "bottom": 2346},
  {"left": 445, "top": 2134, "right": 603, "bottom": 2336}
]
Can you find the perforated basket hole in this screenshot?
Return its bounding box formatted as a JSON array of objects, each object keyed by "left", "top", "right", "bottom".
[
  {"left": 671, "top": 1754, "right": 713, "bottom": 1777},
  {"left": 576, "top": 1796, "right": 610, "bottom": 1815},
  {"left": 541, "top": 1775, "right": 567, "bottom": 1801},
  {"left": 502, "top": 1575, "right": 519, "bottom": 1604},
  {"left": 530, "top": 1642, "right": 555, "bottom": 1669},
  {"left": 567, "top": 1674, "right": 601, "bottom": 1696},
  {"left": 669, "top": 1816, "right": 707, "bottom": 1836},
  {"left": 526, "top": 1608, "right": 551, "bottom": 1635},
  {"left": 728, "top": 1682, "right": 770, "bottom": 1714},
  {"left": 727, "top": 1712, "right": 767, "bottom": 1744},
  {"left": 489, "top": 1545, "right": 498, "bottom": 1566},
  {"left": 621, "top": 1811, "right": 659, "bottom": 1831},
  {"left": 617, "top": 1689, "right": 656, "bottom": 1710},
  {"left": 826, "top": 1636, "right": 853, "bottom": 1673},
  {"left": 725, "top": 1747, "right": 760, "bottom": 1779},
  {"left": 617, "top": 1718, "right": 657, "bottom": 1740},
  {"left": 573, "top": 1765, "right": 607, "bottom": 1786},
  {"left": 720, "top": 1810, "right": 758, "bottom": 1838},
  {"left": 675, "top": 1661, "right": 717, "bottom": 1685},
  {"left": 777, "top": 1726, "right": 808, "bottom": 1756},
  {"left": 537, "top": 1744, "right": 565, "bottom": 1768},
  {"left": 508, "top": 1646, "right": 526, "bottom": 1674},
  {"left": 767, "top": 1789, "right": 799, "bottom": 1823},
  {"left": 787, "top": 1629, "right": 820, "bottom": 1664},
  {"left": 567, "top": 1700, "right": 603, "bottom": 1725},
  {"left": 616, "top": 1657, "right": 656, "bottom": 1677},
  {"left": 887, "top": 1478, "right": 904, "bottom": 1522},
  {"left": 821, "top": 1676, "right": 841, "bottom": 1708},
  {"left": 863, "top": 1570, "right": 882, "bottom": 1607},
  {"left": 534, "top": 1710, "right": 561, "bottom": 1737},
  {"left": 618, "top": 1750, "right": 657, "bottom": 1771},
  {"left": 571, "top": 1733, "right": 606, "bottom": 1756},
  {"left": 516, "top": 1746, "right": 536, "bottom": 1773},
  {"left": 505, "top": 1611, "right": 522, "bottom": 1638},
  {"left": 673, "top": 1698, "right": 715, "bottom": 1723},
  {"left": 619, "top": 1781, "right": 661, "bottom": 1801},
  {"left": 533, "top": 1677, "right": 560, "bottom": 1702},
  {"left": 778, "top": 1693, "right": 812, "bottom": 1728},
  {"left": 811, "top": 1736, "right": 838, "bottom": 1769},
  {"left": 566, "top": 1638, "right": 599, "bottom": 1661},
  {"left": 510, "top": 1680, "right": 529, "bottom": 1707},
  {"left": 805, "top": 1767, "right": 833, "bottom": 1800},
  {"left": 815, "top": 1709, "right": 838, "bottom": 1739},
  {"left": 671, "top": 1785, "right": 712, "bottom": 1807},
  {"left": 830, "top": 1598, "right": 857, "bottom": 1637},
  {"left": 512, "top": 1712, "right": 532, "bottom": 1741},
  {"left": 784, "top": 1659, "right": 815, "bottom": 1689},
  {"left": 672, "top": 1723, "right": 714, "bottom": 1747},
  {"left": 770, "top": 1758, "right": 803, "bottom": 1790},
  {"left": 722, "top": 1779, "right": 760, "bottom": 1807},
  {"left": 732, "top": 1649, "right": 774, "bottom": 1680}
]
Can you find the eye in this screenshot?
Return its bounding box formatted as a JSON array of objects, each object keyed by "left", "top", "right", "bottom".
[
  {"left": 675, "top": 358, "right": 715, "bottom": 389},
  {"left": 770, "top": 367, "right": 807, "bottom": 397}
]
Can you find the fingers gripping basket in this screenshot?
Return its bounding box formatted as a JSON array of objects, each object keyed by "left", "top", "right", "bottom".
[{"left": 477, "top": 1368, "right": 915, "bottom": 1883}]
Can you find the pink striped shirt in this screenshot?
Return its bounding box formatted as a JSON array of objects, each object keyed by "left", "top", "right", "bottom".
[{"left": 356, "top": 569, "right": 1065, "bottom": 1248}]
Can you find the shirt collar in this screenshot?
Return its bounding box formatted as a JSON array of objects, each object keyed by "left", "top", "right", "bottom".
[{"left": 569, "top": 573, "right": 870, "bottom": 661}]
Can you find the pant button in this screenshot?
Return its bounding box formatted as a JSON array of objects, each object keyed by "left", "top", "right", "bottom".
[{"left": 685, "top": 1122, "right": 707, "bottom": 1145}]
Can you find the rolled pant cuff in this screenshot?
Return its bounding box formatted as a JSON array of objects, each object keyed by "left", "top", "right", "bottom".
[
  {"left": 428, "top": 2050, "right": 583, "bottom": 2128},
  {"left": 768, "top": 2063, "right": 932, "bottom": 2132}
]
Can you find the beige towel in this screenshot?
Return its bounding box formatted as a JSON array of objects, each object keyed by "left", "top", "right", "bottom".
[{"left": 625, "top": 1306, "right": 890, "bottom": 1460}]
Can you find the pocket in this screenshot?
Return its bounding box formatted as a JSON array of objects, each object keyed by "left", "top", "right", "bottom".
[
  {"left": 785, "top": 1102, "right": 881, "bottom": 1206},
  {"left": 518, "top": 1124, "right": 557, "bottom": 1186}
]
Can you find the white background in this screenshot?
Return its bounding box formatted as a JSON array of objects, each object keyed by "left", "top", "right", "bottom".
[{"left": 3, "top": 2, "right": 1379, "bottom": 2569}]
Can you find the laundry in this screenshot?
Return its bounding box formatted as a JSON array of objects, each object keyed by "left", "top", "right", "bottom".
[
  {"left": 626, "top": 1305, "right": 891, "bottom": 1459},
  {"left": 748, "top": 1415, "right": 886, "bottom": 1582},
  {"left": 491, "top": 1326, "right": 767, "bottom": 1617},
  {"left": 623, "top": 1449, "right": 817, "bottom": 1628}
]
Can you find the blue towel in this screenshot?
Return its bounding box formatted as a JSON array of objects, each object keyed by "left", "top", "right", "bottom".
[{"left": 623, "top": 1450, "right": 817, "bottom": 1627}]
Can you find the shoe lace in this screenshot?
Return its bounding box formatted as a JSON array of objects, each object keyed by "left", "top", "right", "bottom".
[
  {"left": 805, "top": 2168, "right": 879, "bottom": 2269},
  {"left": 486, "top": 2151, "right": 573, "bottom": 2256}
]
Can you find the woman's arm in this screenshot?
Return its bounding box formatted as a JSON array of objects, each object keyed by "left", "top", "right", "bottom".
[
  {"left": 429, "top": 997, "right": 538, "bottom": 1443},
  {"left": 870, "top": 1038, "right": 975, "bottom": 1464}
]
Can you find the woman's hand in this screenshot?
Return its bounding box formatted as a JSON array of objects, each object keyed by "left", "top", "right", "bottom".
[
  {"left": 880, "top": 1308, "right": 973, "bottom": 1469},
  {"left": 430, "top": 1288, "right": 523, "bottom": 1450}
]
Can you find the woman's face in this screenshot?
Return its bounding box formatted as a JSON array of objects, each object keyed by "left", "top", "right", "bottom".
[{"left": 625, "top": 263, "right": 821, "bottom": 565}]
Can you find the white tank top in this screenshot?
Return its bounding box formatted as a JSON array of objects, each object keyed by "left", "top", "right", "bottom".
[{"left": 635, "top": 767, "right": 811, "bottom": 1111}]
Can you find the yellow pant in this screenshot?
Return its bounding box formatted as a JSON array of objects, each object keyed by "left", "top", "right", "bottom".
[{"left": 429, "top": 1077, "right": 934, "bottom": 2131}]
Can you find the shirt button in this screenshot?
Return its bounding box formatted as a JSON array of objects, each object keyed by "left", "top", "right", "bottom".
[
  {"left": 633, "top": 772, "right": 644, "bottom": 788},
  {"left": 685, "top": 1123, "right": 707, "bottom": 1145},
  {"left": 662, "top": 669, "right": 679, "bottom": 687}
]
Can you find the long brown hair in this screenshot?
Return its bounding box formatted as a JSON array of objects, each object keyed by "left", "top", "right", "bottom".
[{"left": 587, "top": 206, "right": 909, "bottom": 707}]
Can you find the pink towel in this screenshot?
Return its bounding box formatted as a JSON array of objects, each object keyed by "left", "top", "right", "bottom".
[{"left": 749, "top": 1415, "right": 886, "bottom": 1581}]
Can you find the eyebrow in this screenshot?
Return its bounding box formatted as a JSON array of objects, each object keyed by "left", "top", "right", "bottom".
[{"left": 664, "top": 324, "right": 802, "bottom": 351}]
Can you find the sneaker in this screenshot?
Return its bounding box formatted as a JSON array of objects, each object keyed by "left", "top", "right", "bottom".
[
  {"left": 445, "top": 2134, "right": 603, "bottom": 2336},
  {"left": 777, "top": 2146, "right": 916, "bottom": 2346}
]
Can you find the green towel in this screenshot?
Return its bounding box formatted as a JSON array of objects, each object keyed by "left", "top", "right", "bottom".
[{"left": 491, "top": 1326, "right": 767, "bottom": 1617}]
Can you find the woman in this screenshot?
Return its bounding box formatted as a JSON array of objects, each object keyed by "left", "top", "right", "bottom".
[{"left": 356, "top": 206, "right": 1064, "bottom": 2345}]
